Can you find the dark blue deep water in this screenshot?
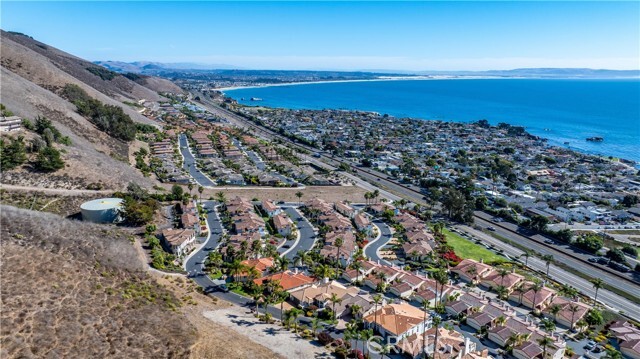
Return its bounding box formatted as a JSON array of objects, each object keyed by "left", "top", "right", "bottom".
[{"left": 225, "top": 79, "right": 640, "bottom": 162}]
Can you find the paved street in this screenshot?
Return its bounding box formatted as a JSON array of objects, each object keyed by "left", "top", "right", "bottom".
[
  {"left": 364, "top": 219, "right": 394, "bottom": 265},
  {"left": 279, "top": 206, "right": 318, "bottom": 259},
  {"left": 178, "top": 134, "right": 216, "bottom": 187}
]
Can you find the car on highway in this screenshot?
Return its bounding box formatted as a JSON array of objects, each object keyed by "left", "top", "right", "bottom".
[
  {"left": 596, "top": 257, "right": 609, "bottom": 265},
  {"left": 588, "top": 257, "right": 599, "bottom": 263},
  {"left": 487, "top": 226, "right": 496, "bottom": 231},
  {"left": 609, "top": 261, "right": 630, "bottom": 273},
  {"left": 544, "top": 239, "right": 555, "bottom": 244}
]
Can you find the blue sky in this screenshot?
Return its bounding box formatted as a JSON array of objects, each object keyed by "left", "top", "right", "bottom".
[{"left": 2, "top": 1, "right": 639, "bottom": 71}]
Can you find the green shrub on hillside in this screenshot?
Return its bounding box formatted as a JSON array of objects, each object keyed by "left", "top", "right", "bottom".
[
  {"left": 34, "top": 146, "right": 65, "bottom": 172},
  {"left": 86, "top": 66, "right": 119, "bottom": 81},
  {"left": 61, "top": 84, "right": 137, "bottom": 141},
  {"left": 0, "top": 136, "right": 27, "bottom": 170}
]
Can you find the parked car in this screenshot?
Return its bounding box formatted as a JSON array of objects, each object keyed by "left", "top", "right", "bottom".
[
  {"left": 588, "top": 257, "right": 598, "bottom": 263},
  {"left": 584, "top": 341, "right": 596, "bottom": 351},
  {"left": 544, "top": 239, "right": 554, "bottom": 244},
  {"left": 217, "top": 284, "right": 230, "bottom": 292}
]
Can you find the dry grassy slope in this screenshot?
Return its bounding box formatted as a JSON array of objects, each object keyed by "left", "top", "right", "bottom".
[
  {"left": 0, "top": 67, "right": 155, "bottom": 190},
  {"left": 137, "top": 75, "right": 185, "bottom": 94},
  {"left": 0, "top": 206, "right": 196, "bottom": 358},
  {"left": 1, "top": 31, "right": 167, "bottom": 103},
  {"left": 0, "top": 32, "right": 156, "bottom": 126}
]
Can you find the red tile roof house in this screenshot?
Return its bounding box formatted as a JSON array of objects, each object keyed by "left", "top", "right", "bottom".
[
  {"left": 364, "top": 265, "right": 405, "bottom": 291},
  {"left": 260, "top": 199, "right": 281, "bottom": 218},
  {"left": 621, "top": 339, "right": 640, "bottom": 359},
  {"left": 479, "top": 269, "right": 525, "bottom": 294},
  {"left": 335, "top": 201, "right": 356, "bottom": 218},
  {"left": 444, "top": 292, "right": 488, "bottom": 318},
  {"left": 451, "top": 259, "right": 494, "bottom": 284},
  {"left": 608, "top": 320, "right": 640, "bottom": 356},
  {"left": 542, "top": 297, "right": 591, "bottom": 329},
  {"left": 161, "top": 228, "right": 196, "bottom": 258},
  {"left": 226, "top": 196, "right": 254, "bottom": 215},
  {"left": 508, "top": 283, "right": 557, "bottom": 311},
  {"left": 272, "top": 213, "right": 293, "bottom": 236},
  {"left": 342, "top": 260, "right": 380, "bottom": 283},
  {"left": 233, "top": 213, "right": 266, "bottom": 237},
  {"left": 513, "top": 337, "right": 566, "bottom": 359},
  {"left": 363, "top": 303, "right": 432, "bottom": 341},
  {"left": 405, "top": 230, "right": 436, "bottom": 244},
  {"left": 402, "top": 241, "right": 434, "bottom": 261},
  {"left": 466, "top": 301, "right": 516, "bottom": 331},
  {"left": 413, "top": 281, "right": 459, "bottom": 308},
  {"left": 181, "top": 212, "right": 200, "bottom": 234},
  {"left": 253, "top": 270, "right": 316, "bottom": 292},
  {"left": 236, "top": 257, "right": 275, "bottom": 282},
  {"left": 397, "top": 327, "right": 481, "bottom": 359},
  {"left": 354, "top": 213, "right": 373, "bottom": 235}
]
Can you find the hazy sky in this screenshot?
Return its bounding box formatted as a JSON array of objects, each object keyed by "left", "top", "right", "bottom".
[{"left": 2, "top": 1, "right": 639, "bottom": 71}]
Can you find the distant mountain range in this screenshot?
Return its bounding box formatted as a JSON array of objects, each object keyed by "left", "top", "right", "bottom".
[{"left": 95, "top": 61, "right": 640, "bottom": 79}]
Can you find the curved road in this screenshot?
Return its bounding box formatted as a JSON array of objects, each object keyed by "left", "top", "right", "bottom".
[
  {"left": 279, "top": 206, "right": 317, "bottom": 259},
  {"left": 364, "top": 219, "right": 393, "bottom": 265}
]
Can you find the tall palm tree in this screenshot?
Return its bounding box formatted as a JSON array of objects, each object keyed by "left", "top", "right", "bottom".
[
  {"left": 360, "top": 329, "right": 374, "bottom": 358},
  {"left": 433, "top": 269, "right": 449, "bottom": 307},
  {"left": 227, "top": 259, "right": 246, "bottom": 282},
  {"left": 288, "top": 308, "right": 303, "bottom": 334},
  {"left": 515, "top": 282, "right": 527, "bottom": 304},
  {"left": 275, "top": 256, "right": 291, "bottom": 272},
  {"left": 559, "top": 284, "right": 578, "bottom": 299},
  {"left": 537, "top": 336, "right": 554, "bottom": 359},
  {"left": 433, "top": 316, "right": 442, "bottom": 357},
  {"left": 569, "top": 304, "right": 580, "bottom": 330},
  {"left": 541, "top": 318, "right": 556, "bottom": 335},
  {"left": 495, "top": 315, "right": 507, "bottom": 327},
  {"left": 293, "top": 250, "right": 309, "bottom": 269},
  {"left": 542, "top": 254, "right": 554, "bottom": 277},
  {"left": 198, "top": 185, "right": 204, "bottom": 203},
  {"left": 188, "top": 183, "right": 194, "bottom": 197},
  {"left": 295, "top": 191, "right": 303, "bottom": 206},
  {"left": 498, "top": 267, "right": 510, "bottom": 287},
  {"left": 372, "top": 294, "right": 383, "bottom": 333},
  {"left": 250, "top": 284, "right": 264, "bottom": 315},
  {"left": 364, "top": 192, "right": 372, "bottom": 206},
  {"left": 521, "top": 250, "right": 532, "bottom": 267},
  {"left": 372, "top": 189, "right": 380, "bottom": 204},
  {"left": 334, "top": 237, "right": 344, "bottom": 274},
  {"left": 530, "top": 280, "right": 543, "bottom": 312},
  {"left": 350, "top": 304, "right": 362, "bottom": 320},
  {"left": 329, "top": 293, "right": 342, "bottom": 321},
  {"left": 311, "top": 315, "right": 322, "bottom": 336},
  {"left": 590, "top": 278, "right": 604, "bottom": 305},
  {"left": 313, "top": 263, "right": 335, "bottom": 281},
  {"left": 421, "top": 300, "right": 430, "bottom": 358}
]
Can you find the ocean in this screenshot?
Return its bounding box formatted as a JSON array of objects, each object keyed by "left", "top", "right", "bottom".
[{"left": 224, "top": 79, "right": 640, "bottom": 162}]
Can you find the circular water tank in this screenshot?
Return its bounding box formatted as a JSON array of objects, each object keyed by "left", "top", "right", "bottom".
[{"left": 80, "top": 198, "right": 124, "bottom": 223}]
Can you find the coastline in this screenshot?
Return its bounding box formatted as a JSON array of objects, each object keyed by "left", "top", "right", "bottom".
[{"left": 215, "top": 75, "right": 639, "bottom": 92}]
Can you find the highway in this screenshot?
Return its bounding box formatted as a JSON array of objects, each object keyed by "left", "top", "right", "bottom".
[{"left": 191, "top": 92, "right": 640, "bottom": 319}]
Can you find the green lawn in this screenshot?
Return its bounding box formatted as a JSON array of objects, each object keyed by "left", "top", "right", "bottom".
[{"left": 443, "top": 228, "right": 506, "bottom": 264}]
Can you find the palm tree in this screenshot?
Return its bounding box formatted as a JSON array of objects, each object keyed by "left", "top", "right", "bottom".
[
  {"left": 350, "top": 304, "right": 362, "bottom": 320},
  {"left": 313, "top": 263, "right": 335, "bottom": 281},
  {"left": 432, "top": 316, "right": 442, "bottom": 357},
  {"left": 507, "top": 333, "right": 523, "bottom": 350},
  {"left": 466, "top": 265, "right": 478, "bottom": 280},
  {"left": 541, "top": 318, "right": 556, "bottom": 335},
  {"left": 520, "top": 250, "right": 532, "bottom": 267},
  {"left": 542, "top": 254, "right": 554, "bottom": 277},
  {"left": 559, "top": 284, "right": 578, "bottom": 299},
  {"left": 215, "top": 191, "right": 226, "bottom": 205},
  {"left": 334, "top": 237, "right": 344, "bottom": 273},
  {"left": 350, "top": 260, "right": 364, "bottom": 283},
  {"left": 549, "top": 304, "right": 561, "bottom": 322},
  {"left": 250, "top": 284, "right": 264, "bottom": 315},
  {"left": 198, "top": 185, "right": 204, "bottom": 203},
  {"left": 498, "top": 267, "right": 510, "bottom": 287},
  {"left": 275, "top": 256, "right": 291, "bottom": 272},
  {"left": 433, "top": 268, "right": 449, "bottom": 307},
  {"left": 569, "top": 304, "right": 580, "bottom": 330},
  {"left": 360, "top": 329, "right": 374, "bottom": 357},
  {"left": 329, "top": 293, "right": 342, "bottom": 321},
  {"left": 380, "top": 342, "right": 394, "bottom": 359},
  {"left": 495, "top": 285, "right": 507, "bottom": 300},
  {"left": 530, "top": 280, "right": 543, "bottom": 312},
  {"left": 537, "top": 336, "right": 554, "bottom": 359},
  {"left": 495, "top": 315, "right": 507, "bottom": 327},
  {"left": 345, "top": 320, "right": 359, "bottom": 352},
  {"left": 295, "top": 191, "right": 303, "bottom": 206},
  {"left": 364, "top": 192, "right": 372, "bottom": 206},
  {"left": 603, "top": 349, "right": 623, "bottom": 359},
  {"left": 293, "top": 250, "right": 310, "bottom": 269},
  {"left": 421, "top": 300, "right": 430, "bottom": 358},
  {"left": 227, "top": 259, "right": 246, "bottom": 282},
  {"left": 591, "top": 278, "right": 604, "bottom": 305},
  {"left": 515, "top": 282, "right": 527, "bottom": 304},
  {"left": 311, "top": 315, "right": 322, "bottom": 336},
  {"left": 288, "top": 308, "right": 303, "bottom": 334},
  {"left": 188, "top": 183, "right": 194, "bottom": 197},
  {"left": 372, "top": 294, "right": 382, "bottom": 333}
]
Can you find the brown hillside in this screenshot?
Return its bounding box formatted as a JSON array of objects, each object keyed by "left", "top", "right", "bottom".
[
  {"left": 0, "top": 206, "right": 196, "bottom": 358},
  {"left": 1, "top": 31, "right": 168, "bottom": 103},
  {"left": 0, "top": 67, "right": 155, "bottom": 190}
]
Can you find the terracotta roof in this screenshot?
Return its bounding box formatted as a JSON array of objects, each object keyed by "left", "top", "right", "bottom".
[
  {"left": 162, "top": 228, "right": 195, "bottom": 246},
  {"left": 272, "top": 213, "right": 292, "bottom": 229},
  {"left": 363, "top": 303, "right": 428, "bottom": 336},
  {"left": 253, "top": 270, "right": 315, "bottom": 291},
  {"left": 241, "top": 257, "right": 275, "bottom": 273}
]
